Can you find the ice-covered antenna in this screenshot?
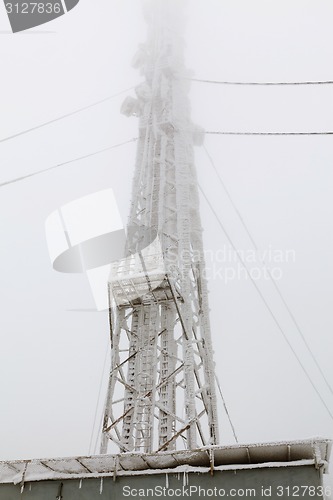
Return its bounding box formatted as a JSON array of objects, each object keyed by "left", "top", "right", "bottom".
[{"left": 101, "top": 0, "right": 219, "bottom": 454}]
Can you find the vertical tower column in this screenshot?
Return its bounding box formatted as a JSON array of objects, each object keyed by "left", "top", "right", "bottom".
[{"left": 101, "top": 0, "right": 219, "bottom": 454}]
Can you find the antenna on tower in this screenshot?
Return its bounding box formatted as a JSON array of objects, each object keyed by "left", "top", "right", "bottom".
[{"left": 101, "top": 0, "right": 219, "bottom": 454}]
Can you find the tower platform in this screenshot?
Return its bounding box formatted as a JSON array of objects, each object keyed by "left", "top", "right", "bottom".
[{"left": 0, "top": 439, "right": 331, "bottom": 499}]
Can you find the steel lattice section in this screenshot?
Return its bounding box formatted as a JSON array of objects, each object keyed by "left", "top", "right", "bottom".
[{"left": 101, "top": 0, "right": 219, "bottom": 454}]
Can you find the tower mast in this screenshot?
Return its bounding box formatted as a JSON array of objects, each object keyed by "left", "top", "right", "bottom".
[{"left": 101, "top": 0, "right": 219, "bottom": 454}]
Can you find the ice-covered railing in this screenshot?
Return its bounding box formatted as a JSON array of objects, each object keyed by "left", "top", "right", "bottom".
[
  {"left": 108, "top": 233, "right": 168, "bottom": 307},
  {"left": 0, "top": 439, "right": 331, "bottom": 485}
]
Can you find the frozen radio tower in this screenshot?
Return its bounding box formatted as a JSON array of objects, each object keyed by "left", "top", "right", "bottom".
[{"left": 101, "top": 0, "right": 219, "bottom": 454}]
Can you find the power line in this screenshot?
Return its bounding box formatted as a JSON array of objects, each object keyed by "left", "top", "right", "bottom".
[
  {"left": 191, "top": 77, "right": 333, "bottom": 86},
  {"left": 1, "top": 83, "right": 331, "bottom": 146},
  {"left": 1, "top": 81, "right": 330, "bottom": 145},
  {"left": 215, "top": 374, "right": 238, "bottom": 443},
  {"left": 0, "top": 138, "right": 138, "bottom": 188},
  {"left": 88, "top": 343, "right": 110, "bottom": 456},
  {"left": 198, "top": 183, "right": 333, "bottom": 422},
  {"left": 0, "top": 87, "right": 134, "bottom": 144},
  {"left": 93, "top": 411, "right": 104, "bottom": 455},
  {"left": 206, "top": 131, "right": 333, "bottom": 136},
  {"left": 204, "top": 145, "right": 333, "bottom": 398}
]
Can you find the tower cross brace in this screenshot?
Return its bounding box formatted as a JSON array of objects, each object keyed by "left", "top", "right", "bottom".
[{"left": 101, "top": 0, "right": 219, "bottom": 454}]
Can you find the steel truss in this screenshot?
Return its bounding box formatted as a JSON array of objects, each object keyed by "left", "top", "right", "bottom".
[{"left": 101, "top": 0, "right": 219, "bottom": 454}]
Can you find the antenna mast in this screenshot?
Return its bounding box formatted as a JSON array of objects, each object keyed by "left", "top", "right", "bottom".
[{"left": 101, "top": 0, "right": 219, "bottom": 454}]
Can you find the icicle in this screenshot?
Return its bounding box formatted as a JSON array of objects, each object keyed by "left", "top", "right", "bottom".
[
  {"left": 183, "top": 471, "right": 188, "bottom": 487},
  {"left": 29, "top": 484, "right": 32, "bottom": 491},
  {"left": 20, "top": 462, "right": 27, "bottom": 495},
  {"left": 79, "top": 479, "right": 82, "bottom": 489},
  {"left": 100, "top": 477, "right": 104, "bottom": 495},
  {"left": 165, "top": 473, "right": 169, "bottom": 488}
]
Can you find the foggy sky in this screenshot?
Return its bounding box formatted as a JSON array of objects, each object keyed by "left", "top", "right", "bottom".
[{"left": 0, "top": 0, "right": 332, "bottom": 483}]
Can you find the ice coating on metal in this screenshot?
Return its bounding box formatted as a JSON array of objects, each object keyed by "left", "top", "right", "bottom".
[
  {"left": 0, "top": 439, "right": 331, "bottom": 484},
  {"left": 101, "top": 0, "right": 218, "bottom": 454}
]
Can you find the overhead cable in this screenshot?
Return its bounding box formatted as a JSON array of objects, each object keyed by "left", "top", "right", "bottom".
[
  {"left": 0, "top": 138, "right": 138, "bottom": 188},
  {"left": 204, "top": 145, "right": 333, "bottom": 398},
  {"left": 191, "top": 77, "right": 333, "bottom": 86},
  {"left": 215, "top": 374, "right": 239, "bottom": 443},
  {"left": 88, "top": 343, "right": 110, "bottom": 456},
  {"left": 198, "top": 183, "right": 333, "bottom": 422},
  {"left": 0, "top": 87, "right": 134, "bottom": 144},
  {"left": 206, "top": 131, "right": 333, "bottom": 136}
]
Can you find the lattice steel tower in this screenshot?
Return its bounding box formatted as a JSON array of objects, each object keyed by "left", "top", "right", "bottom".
[{"left": 101, "top": 0, "right": 219, "bottom": 454}]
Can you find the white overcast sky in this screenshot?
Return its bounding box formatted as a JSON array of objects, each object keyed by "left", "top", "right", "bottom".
[{"left": 0, "top": 0, "right": 332, "bottom": 482}]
